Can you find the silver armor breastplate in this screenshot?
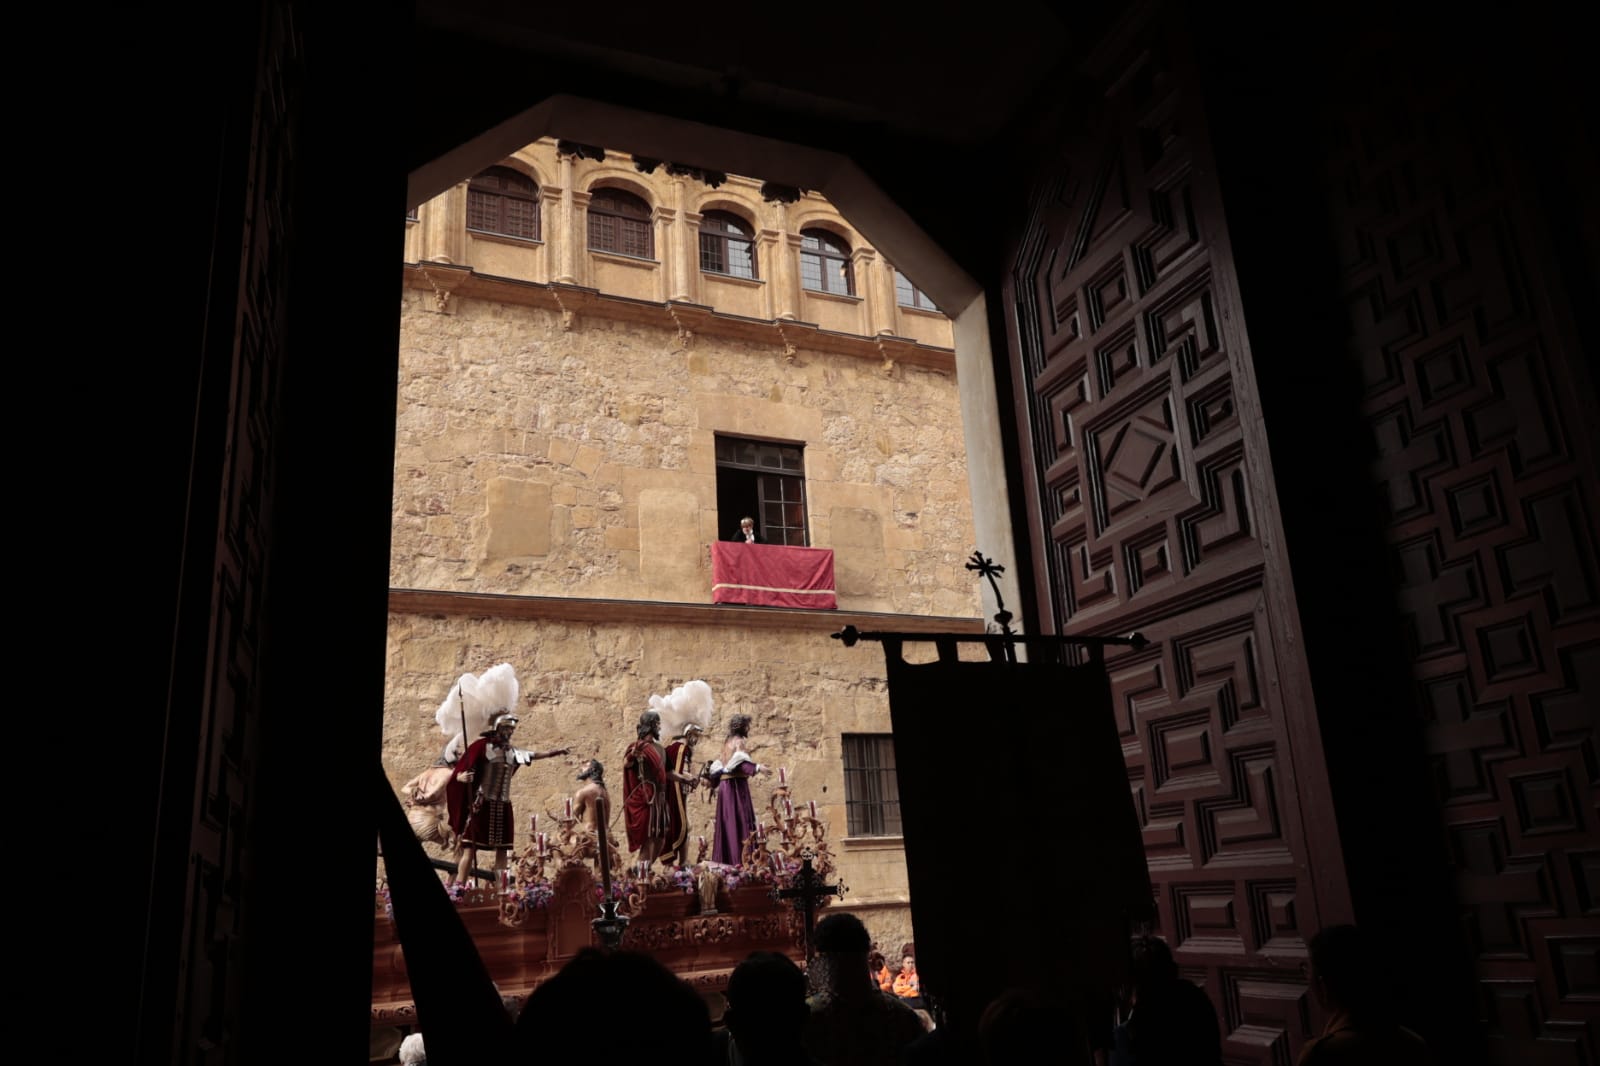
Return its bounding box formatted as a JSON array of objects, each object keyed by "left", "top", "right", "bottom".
[{"left": 479, "top": 748, "right": 517, "bottom": 801}]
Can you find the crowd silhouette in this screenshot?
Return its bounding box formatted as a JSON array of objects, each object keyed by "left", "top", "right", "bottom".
[{"left": 388, "top": 921, "right": 1429, "bottom": 1066}]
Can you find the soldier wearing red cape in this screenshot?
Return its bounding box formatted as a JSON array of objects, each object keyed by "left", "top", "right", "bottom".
[{"left": 445, "top": 711, "right": 569, "bottom": 885}]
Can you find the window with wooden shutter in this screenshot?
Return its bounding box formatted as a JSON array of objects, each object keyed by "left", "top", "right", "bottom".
[
  {"left": 466, "top": 166, "right": 540, "bottom": 240},
  {"left": 587, "top": 188, "right": 654, "bottom": 258}
]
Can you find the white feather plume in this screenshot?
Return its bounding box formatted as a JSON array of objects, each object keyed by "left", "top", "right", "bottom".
[
  {"left": 434, "top": 663, "right": 521, "bottom": 751},
  {"left": 398, "top": 1032, "right": 427, "bottom": 1065},
  {"left": 651, "top": 679, "right": 715, "bottom": 740}
]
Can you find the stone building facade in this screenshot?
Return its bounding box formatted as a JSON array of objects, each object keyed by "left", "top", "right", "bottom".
[{"left": 383, "top": 138, "right": 982, "bottom": 955}]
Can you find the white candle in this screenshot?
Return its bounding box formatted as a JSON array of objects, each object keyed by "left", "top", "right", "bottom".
[
  {"left": 566, "top": 798, "right": 573, "bottom": 818},
  {"left": 809, "top": 800, "right": 817, "bottom": 819},
  {"left": 785, "top": 799, "right": 794, "bottom": 819},
  {"left": 779, "top": 767, "right": 787, "bottom": 785},
  {"left": 530, "top": 813, "right": 537, "bottom": 835}
]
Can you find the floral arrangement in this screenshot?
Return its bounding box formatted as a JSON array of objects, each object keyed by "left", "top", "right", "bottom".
[
  {"left": 516, "top": 881, "right": 555, "bottom": 910},
  {"left": 703, "top": 861, "right": 743, "bottom": 890},
  {"left": 668, "top": 866, "right": 697, "bottom": 893},
  {"left": 593, "top": 877, "right": 634, "bottom": 903}
]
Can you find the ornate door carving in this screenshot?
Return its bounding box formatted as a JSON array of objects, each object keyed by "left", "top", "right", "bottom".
[
  {"left": 1326, "top": 42, "right": 1600, "bottom": 1065},
  {"left": 1003, "top": 12, "right": 1347, "bottom": 1064}
]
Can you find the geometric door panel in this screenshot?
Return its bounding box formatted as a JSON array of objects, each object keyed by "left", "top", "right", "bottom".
[
  {"left": 1325, "top": 43, "right": 1600, "bottom": 1066},
  {"left": 1003, "top": 13, "right": 1346, "bottom": 1065}
]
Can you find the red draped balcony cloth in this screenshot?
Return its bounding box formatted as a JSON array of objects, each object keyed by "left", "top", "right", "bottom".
[{"left": 711, "top": 542, "right": 837, "bottom": 609}]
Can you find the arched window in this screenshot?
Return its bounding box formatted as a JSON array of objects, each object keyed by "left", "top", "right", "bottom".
[
  {"left": 800, "top": 228, "right": 854, "bottom": 296},
  {"left": 587, "top": 188, "right": 654, "bottom": 258},
  {"left": 699, "top": 211, "right": 758, "bottom": 279},
  {"left": 467, "top": 166, "right": 539, "bottom": 240},
  {"left": 895, "top": 268, "right": 938, "bottom": 311}
]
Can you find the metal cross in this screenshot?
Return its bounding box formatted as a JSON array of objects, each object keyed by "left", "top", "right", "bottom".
[
  {"left": 777, "top": 850, "right": 845, "bottom": 959},
  {"left": 965, "top": 550, "right": 1014, "bottom": 636}
]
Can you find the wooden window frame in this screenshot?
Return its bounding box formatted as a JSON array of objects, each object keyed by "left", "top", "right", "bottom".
[
  {"left": 842, "top": 734, "right": 902, "bottom": 837},
  {"left": 700, "top": 210, "right": 758, "bottom": 279},
  {"left": 466, "top": 166, "right": 540, "bottom": 241},
  {"left": 587, "top": 188, "right": 655, "bottom": 259},
  {"left": 894, "top": 268, "right": 938, "bottom": 311},
  {"left": 714, "top": 435, "right": 809, "bottom": 547},
  {"left": 799, "top": 227, "right": 854, "bottom": 296}
]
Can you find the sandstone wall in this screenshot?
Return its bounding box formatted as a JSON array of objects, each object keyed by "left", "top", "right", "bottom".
[{"left": 391, "top": 290, "right": 979, "bottom": 615}]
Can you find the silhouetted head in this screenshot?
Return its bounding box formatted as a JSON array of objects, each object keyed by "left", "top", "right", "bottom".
[
  {"left": 515, "top": 950, "right": 710, "bottom": 1064},
  {"left": 1127, "top": 935, "right": 1180, "bottom": 1004},
  {"left": 724, "top": 952, "right": 808, "bottom": 1055},
  {"left": 980, "top": 988, "right": 1084, "bottom": 1065},
  {"left": 811, "top": 913, "right": 874, "bottom": 996},
  {"left": 815, "top": 912, "right": 872, "bottom": 955}
]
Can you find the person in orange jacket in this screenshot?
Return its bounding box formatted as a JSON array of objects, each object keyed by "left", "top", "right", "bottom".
[
  {"left": 870, "top": 950, "right": 894, "bottom": 995},
  {"left": 893, "top": 954, "right": 921, "bottom": 1003}
]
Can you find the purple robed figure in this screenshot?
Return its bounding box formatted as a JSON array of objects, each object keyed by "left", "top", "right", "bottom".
[{"left": 710, "top": 714, "right": 764, "bottom": 865}]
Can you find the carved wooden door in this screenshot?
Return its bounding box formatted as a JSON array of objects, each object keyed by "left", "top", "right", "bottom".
[
  {"left": 1324, "top": 39, "right": 1600, "bottom": 1065},
  {"left": 1002, "top": 13, "right": 1348, "bottom": 1064}
]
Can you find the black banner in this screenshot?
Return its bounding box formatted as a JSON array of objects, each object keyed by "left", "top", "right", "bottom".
[{"left": 876, "top": 636, "right": 1154, "bottom": 1038}]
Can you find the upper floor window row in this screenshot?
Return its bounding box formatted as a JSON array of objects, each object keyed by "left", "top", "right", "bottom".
[
  {"left": 461, "top": 182, "right": 935, "bottom": 316},
  {"left": 588, "top": 188, "right": 654, "bottom": 259},
  {"left": 468, "top": 166, "right": 540, "bottom": 241},
  {"left": 800, "top": 228, "right": 854, "bottom": 296}
]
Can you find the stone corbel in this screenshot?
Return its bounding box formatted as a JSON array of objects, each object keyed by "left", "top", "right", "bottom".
[
  {"left": 775, "top": 322, "right": 798, "bottom": 364},
  {"left": 668, "top": 305, "right": 694, "bottom": 349},
  {"left": 551, "top": 287, "right": 577, "bottom": 331},
  {"left": 419, "top": 262, "right": 470, "bottom": 314},
  {"left": 875, "top": 336, "right": 902, "bottom": 378}
]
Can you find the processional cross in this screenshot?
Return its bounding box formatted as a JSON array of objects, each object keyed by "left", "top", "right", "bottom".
[{"left": 778, "top": 849, "right": 845, "bottom": 959}]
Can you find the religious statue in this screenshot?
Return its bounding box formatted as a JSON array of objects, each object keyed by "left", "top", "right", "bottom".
[
  {"left": 572, "top": 758, "right": 609, "bottom": 835},
  {"left": 435, "top": 664, "right": 570, "bottom": 886},
  {"left": 655, "top": 680, "right": 714, "bottom": 866},
  {"left": 622, "top": 709, "right": 670, "bottom": 871},
  {"left": 709, "top": 713, "right": 768, "bottom": 865},
  {"left": 625, "top": 682, "right": 714, "bottom": 872},
  {"left": 400, "top": 758, "right": 458, "bottom": 853},
  {"left": 697, "top": 865, "right": 720, "bottom": 915}
]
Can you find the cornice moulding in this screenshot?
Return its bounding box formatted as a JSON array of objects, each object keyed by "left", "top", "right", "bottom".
[
  {"left": 401, "top": 263, "right": 955, "bottom": 369},
  {"left": 388, "top": 587, "right": 985, "bottom": 633}
]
